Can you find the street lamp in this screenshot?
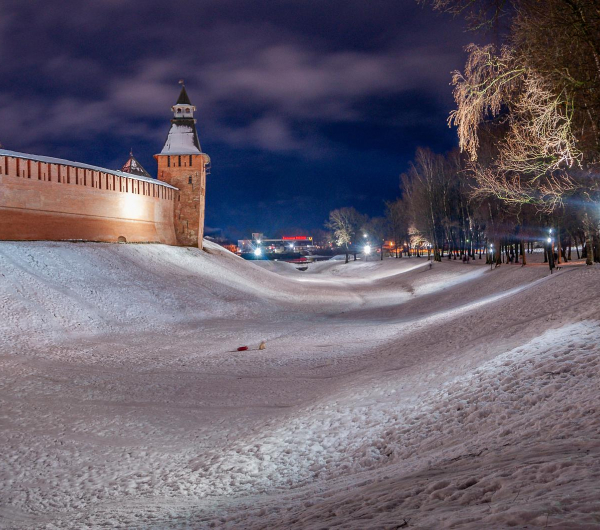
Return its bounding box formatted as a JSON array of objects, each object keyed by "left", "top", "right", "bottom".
[
  {"left": 254, "top": 247, "right": 262, "bottom": 257},
  {"left": 489, "top": 243, "right": 494, "bottom": 270}
]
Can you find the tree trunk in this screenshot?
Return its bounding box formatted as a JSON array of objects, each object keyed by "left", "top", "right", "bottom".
[{"left": 584, "top": 214, "right": 594, "bottom": 266}]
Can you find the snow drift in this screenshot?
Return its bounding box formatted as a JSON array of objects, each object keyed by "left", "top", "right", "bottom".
[{"left": 0, "top": 241, "right": 599, "bottom": 529}]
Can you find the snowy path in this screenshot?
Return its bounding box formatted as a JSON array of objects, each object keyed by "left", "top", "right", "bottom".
[{"left": 0, "top": 242, "right": 599, "bottom": 529}]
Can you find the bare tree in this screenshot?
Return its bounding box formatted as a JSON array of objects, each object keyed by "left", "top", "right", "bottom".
[
  {"left": 402, "top": 148, "right": 451, "bottom": 260},
  {"left": 325, "top": 207, "right": 367, "bottom": 249},
  {"left": 385, "top": 199, "right": 410, "bottom": 257},
  {"left": 419, "top": 0, "right": 509, "bottom": 32},
  {"left": 451, "top": 41, "right": 587, "bottom": 212}
]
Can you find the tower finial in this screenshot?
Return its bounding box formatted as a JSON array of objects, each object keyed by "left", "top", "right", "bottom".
[{"left": 179, "top": 79, "right": 185, "bottom": 86}]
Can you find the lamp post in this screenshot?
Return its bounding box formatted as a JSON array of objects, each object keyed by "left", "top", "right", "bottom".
[{"left": 490, "top": 243, "right": 494, "bottom": 270}]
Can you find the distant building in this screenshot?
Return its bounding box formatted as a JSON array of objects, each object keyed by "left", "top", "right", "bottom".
[{"left": 238, "top": 235, "right": 315, "bottom": 258}]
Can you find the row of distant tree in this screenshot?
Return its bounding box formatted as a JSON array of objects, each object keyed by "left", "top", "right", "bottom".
[{"left": 325, "top": 0, "right": 600, "bottom": 264}]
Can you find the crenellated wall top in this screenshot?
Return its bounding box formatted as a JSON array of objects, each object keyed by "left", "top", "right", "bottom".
[{"left": 0, "top": 149, "right": 178, "bottom": 190}]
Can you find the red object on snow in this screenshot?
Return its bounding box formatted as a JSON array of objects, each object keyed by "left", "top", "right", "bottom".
[{"left": 237, "top": 346, "right": 249, "bottom": 351}]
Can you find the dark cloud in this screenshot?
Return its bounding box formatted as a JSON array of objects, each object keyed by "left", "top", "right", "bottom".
[{"left": 0, "top": 0, "right": 470, "bottom": 238}]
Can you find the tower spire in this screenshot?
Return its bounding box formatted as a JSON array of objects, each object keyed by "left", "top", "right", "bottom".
[
  {"left": 176, "top": 83, "right": 192, "bottom": 106},
  {"left": 160, "top": 82, "right": 201, "bottom": 154}
]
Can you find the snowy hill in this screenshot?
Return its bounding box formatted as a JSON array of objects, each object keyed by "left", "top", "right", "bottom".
[{"left": 0, "top": 241, "right": 599, "bottom": 529}]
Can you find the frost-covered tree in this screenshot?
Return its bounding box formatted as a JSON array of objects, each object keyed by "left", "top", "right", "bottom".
[
  {"left": 424, "top": 0, "right": 600, "bottom": 263},
  {"left": 325, "top": 207, "right": 367, "bottom": 249}
]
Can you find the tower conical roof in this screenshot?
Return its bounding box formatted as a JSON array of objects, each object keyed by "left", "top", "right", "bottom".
[
  {"left": 120, "top": 151, "right": 152, "bottom": 178},
  {"left": 176, "top": 85, "right": 192, "bottom": 105}
]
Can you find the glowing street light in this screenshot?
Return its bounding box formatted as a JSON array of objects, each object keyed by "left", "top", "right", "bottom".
[{"left": 254, "top": 247, "right": 262, "bottom": 257}]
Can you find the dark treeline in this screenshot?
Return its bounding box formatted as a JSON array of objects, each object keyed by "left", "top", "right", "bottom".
[{"left": 326, "top": 0, "right": 600, "bottom": 265}]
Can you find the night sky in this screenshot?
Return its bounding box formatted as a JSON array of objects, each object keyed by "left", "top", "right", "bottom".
[{"left": 0, "top": 0, "right": 471, "bottom": 239}]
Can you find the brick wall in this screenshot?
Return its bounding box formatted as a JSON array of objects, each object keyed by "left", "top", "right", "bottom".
[{"left": 0, "top": 154, "right": 177, "bottom": 244}]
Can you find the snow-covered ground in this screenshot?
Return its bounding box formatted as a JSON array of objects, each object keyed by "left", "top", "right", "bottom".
[{"left": 1, "top": 241, "right": 599, "bottom": 529}]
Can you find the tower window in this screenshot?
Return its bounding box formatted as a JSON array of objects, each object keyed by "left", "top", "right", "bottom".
[
  {"left": 188, "top": 176, "right": 192, "bottom": 184},
  {"left": 178, "top": 155, "right": 181, "bottom": 167},
  {"left": 189, "top": 155, "right": 192, "bottom": 166},
  {"left": 167, "top": 156, "right": 170, "bottom": 168}
]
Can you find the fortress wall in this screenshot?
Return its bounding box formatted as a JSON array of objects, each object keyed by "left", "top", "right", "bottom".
[{"left": 0, "top": 154, "right": 178, "bottom": 244}]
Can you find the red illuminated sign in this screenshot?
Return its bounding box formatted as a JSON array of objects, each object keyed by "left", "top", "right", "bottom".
[{"left": 282, "top": 236, "right": 312, "bottom": 241}]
